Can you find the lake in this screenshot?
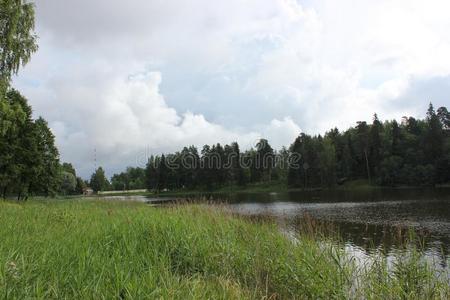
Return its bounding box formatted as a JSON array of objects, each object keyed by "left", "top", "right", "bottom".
[{"left": 101, "top": 188, "right": 450, "bottom": 272}]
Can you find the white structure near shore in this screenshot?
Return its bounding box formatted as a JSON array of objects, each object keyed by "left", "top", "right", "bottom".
[{"left": 97, "top": 189, "right": 147, "bottom": 195}]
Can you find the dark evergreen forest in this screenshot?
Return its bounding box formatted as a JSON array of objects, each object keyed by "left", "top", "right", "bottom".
[{"left": 103, "top": 104, "right": 450, "bottom": 192}]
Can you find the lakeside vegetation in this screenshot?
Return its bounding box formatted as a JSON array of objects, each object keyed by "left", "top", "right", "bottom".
[
  {"left": 1, "top": 1, "right": 449, "bottom": 299},
  {"left": 0, "top": 199, "right": 448, "bottom": 299},
  {"left": 97, "top": 178, "right": 448, "bottom": 199},
  {"left": 97, "top": 105, "right": 450, "bottom": 195}
]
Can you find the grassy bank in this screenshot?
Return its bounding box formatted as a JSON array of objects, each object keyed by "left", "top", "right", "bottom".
[
  {"left": 0, "top": 199, "right": 448, "bottom": 299},
  {"left": 97, "top": 181, "right": 291, "bottom": 197},
  {"left": 98, "top": 179, "right": 427, "bottom": 198}
]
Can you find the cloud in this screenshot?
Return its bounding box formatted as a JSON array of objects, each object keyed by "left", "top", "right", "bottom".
[
  {"left": 261, "top": 118, "right": 302, "bottom": 150},
  {"left": 13, "top": 0, "right": 450, "bottom": 177},
  {"left": 18, "top": 64, "right": 301, "bottom": 177}
]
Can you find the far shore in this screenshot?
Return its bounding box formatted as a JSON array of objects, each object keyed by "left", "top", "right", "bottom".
[{"left": 93, "top": 180, "right": 450, "bottom": 198}]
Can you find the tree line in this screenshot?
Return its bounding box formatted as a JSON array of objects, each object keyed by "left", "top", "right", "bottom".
[
  {"left": 99, "top": 104, "right": 449, "bottom": 193},
  {"left": 96, "top": 140, "right": 288, "bottom": 192},
  {"left": 288, "top": 106, "right": 450, "bottom": 188}
]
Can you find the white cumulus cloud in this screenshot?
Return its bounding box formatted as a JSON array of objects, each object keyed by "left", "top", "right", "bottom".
[{"left": 13, "top": 0, "right": 450, "bottom": 176}]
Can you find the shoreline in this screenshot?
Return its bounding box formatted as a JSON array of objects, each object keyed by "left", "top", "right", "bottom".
[{"left": 95, "top": 182, "right": 450, "bottom": 198}]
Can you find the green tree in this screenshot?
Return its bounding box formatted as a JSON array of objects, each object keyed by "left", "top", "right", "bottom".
[
  {"left": 256, "top": 139, "right": 275, "bottom": 182},
  {"left": 437, "top": 106, "right": 450, "bottom": 130},
  {"left": 318, "top": 138, "right": 336, "bottom": 187},
  {"left": 0, "top": 89, "right": 27, "bottom": 197},
  {"left": 199, "top": 145, "right": 213, "bottom": 189},
  {"left": 233, "top": 142, "right": 247, "bottom": 186},
  {"left": 179, "top": 146, "right": 199, "bottom": 189},
  {"left": 379, "top": 156, "right": 403, "bottom": 186},
  {"left": 157, "top": 155, "right": 168, "bottom": 191},
  {"left": 355, "top": 121, "right": 371, "bottom": 183},
  {"left": 110, "top": 167, "right": 146, "bottom": 191},
  {"left": 61, "top": 162, "right": 76, "bottom": 177},
  {"left": 89, "top": 167, "right": 110, "bottom": 193},
  {"left": 59, "top": 171, "right": 76, "bottom": 195},
  {"left": 0, "top": 0, "right": 38, "bottom": 95},
  {"left": 288, "top": 135, "right": 302, "bottom": 187},
  {"left": 435, "top": 106, "right": 450, "bottom": 183},
  {"left": 0, "top": 91, "right": 60, "bottom": 199},
  {"left": 425, "top": 103, "right": 443, "bottom": 166},
  {"left": 369, "top": 113, "right": 382, "bottom": 178},
  {"left": 75, "top": 177, "right": 86, "bottom": 195},
  {"left": 145, "top": 155, "right": 158, "bottom": 191},
  {"left": 415, "top": 164, "right": 436, "bottom": 186},
  {"left": 214, "top": 143, "right": 226, "bottom": 186},
  {"left": 114, "top": 105, "right": 450, "bottom": 190},
  {"left": 30, "top": 117, "right": 60, "bottom": 197}
]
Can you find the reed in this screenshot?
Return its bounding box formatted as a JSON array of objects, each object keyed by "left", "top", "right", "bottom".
[{"left": 0, "top": 199, "right": 448, "bottom": 299}]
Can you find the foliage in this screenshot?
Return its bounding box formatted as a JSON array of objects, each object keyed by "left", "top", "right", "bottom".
[
  {"left": 109, "top": 104, "right": 450, "bottom": 192},
  {"left": 75, "top": 176, "right": 86, "bottom": 194},
  {"left": 61, "top": 162, "right": 76, "bottom": 176},
  {"left": 89, "top": 167, "right": 110, "bottom": 193},
  {"left": 287, "top": 106, "right": 449, "bottom": 188},
  {"left": 0, "top": 91, "right": 60, "bottom": 199},
  {"left": 0, "top": 0, "right": 38, "bottom": 94},
  {"left": 111, "top": 167, "right": 146, "bottom": 190},
  {"left": 0, "top": 200, "right": 447, "bottom": 299},
  {"left": 59, "top": 171, "right": 76, "bottom": 195},
  {"left": 31, "top": 117, "right": 60, "bottom": 196},
  {"left": 142, "top": 139, "right": 282, "bottom": 192}
]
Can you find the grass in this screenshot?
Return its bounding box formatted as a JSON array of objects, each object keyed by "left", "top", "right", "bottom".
[
  {"left": 337, "top": 179, "right": 374, "bottom": 190},
  {"left": 97, "top": 179, "right": 447, "bottom": 198},
  {"left": 100, "top": 181, "right": 291, "bottom": 197},
  {"left": 0, "top": 199, "right": 448, "bottom": 299}
]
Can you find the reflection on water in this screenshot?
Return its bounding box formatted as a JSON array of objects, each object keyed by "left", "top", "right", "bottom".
[
  {"left": 100, "top": 188, "right": 450, "bottom": 271},
  {"left": 224, "top": 188, "right": 450, "bottom": 271}
]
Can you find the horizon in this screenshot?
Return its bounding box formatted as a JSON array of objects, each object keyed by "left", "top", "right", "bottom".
[
  {"left": 81, "top": 106, "right": 440, "bottom": 180},
  {"left": 12, "top": 0, "right": 450, "bottom": 178}
]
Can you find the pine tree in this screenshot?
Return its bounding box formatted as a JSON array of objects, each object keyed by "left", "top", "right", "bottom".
[
  {"left": 31, "top": 117, "right": 60, "bottom": 196},
  {"left": 89, "top": 167, "right": 110, "bottom": 193},
  {"left": 256, "top": 139, "right": 274, "bottom": 182},
  {"left": 157, "top": 155, "right": 168, "bottom": 191},
  {"left": 369, "top": 113, "right": 382, "bottom": 178},
  {"left": 355, "top": 121, "right": 371, "bottom": 183},
  {"left": 288, "top": 135, "right": 302, "bottom": 187},
  {"left": 425, "top": 103, "right": 443, "bottom": 165},
  {"left": 437, "top": 106, "right": 450, "bottom": 130},
  {"left": 145, "top": 155, "right": 158, "bottom": 191}
]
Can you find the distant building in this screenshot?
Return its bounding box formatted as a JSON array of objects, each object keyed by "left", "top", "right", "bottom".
[{"left": 83, "top": 187, "right": 94, "bottom": 196}]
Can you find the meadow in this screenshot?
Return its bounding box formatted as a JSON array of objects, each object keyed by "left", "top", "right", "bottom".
[{"left": 0, "top": 199, "right": 448, "bottom": 299}]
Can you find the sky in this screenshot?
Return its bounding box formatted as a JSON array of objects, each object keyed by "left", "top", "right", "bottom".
[{"left": 13, "top": 0, "right": 450, "bottom": 178}]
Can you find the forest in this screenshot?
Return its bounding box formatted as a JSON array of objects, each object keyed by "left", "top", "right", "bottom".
[{"left": 98, "top": 105, "right": 450, "bottom": 193}]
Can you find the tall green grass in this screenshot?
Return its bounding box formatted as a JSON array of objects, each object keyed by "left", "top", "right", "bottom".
[{"left": 0, "top": 199, "right": 448, "bottom": 299}]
